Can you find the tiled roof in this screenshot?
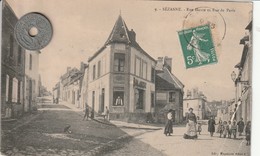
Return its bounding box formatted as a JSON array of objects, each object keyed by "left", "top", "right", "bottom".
[
  {"left": 105, "top": 15, "right": 131, "bottom": 44},
  {"left": 155, "top": 67, "right": 184, "bottom": 91},
  {"left": 88, "top": 15, "right": 156, "bottom": 62},
  {"left": 68, "top": 73, "right": 83, "bottom": 86}
]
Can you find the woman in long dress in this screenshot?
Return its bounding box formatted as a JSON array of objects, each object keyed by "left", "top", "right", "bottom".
[
  {"left": 164, "top": 109, "right": 173, "bottom": 136},
  {"left": 184, "top": 108, "right": 198, "bottom": 139},
  {"left": 208, "top": 116, "right": 216, "bottom": 137}
]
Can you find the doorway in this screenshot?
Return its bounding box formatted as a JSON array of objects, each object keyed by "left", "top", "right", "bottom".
[{"left": 100, "top": 88, "right": 105, "bottom": 113}]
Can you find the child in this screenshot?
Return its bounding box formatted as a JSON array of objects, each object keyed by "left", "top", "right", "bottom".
[
  {"left": 219, "top": 122, "right": 225, "bottom": 138},
  {"left": 90, "top": 108, "right": 94, "bottom": 119},
  {"left": 228, "top": 121, "right": 232, "bottom": 138},
  {"left": 245, "top": 121, "right": 251, "bottom": 146},
  {"left": 231, "top": 121, "right": 237, "bottom": 139},
  {"left": 222, "top": 121, "right": 228, "bottom": 138},
  {"left": 83, "top": 105, "right": 89, "bottom": 121},
  {"left": 197, "top": 123, "right": 202, "bottom": 135}
]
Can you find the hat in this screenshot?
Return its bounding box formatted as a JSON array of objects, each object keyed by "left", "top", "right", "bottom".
[
  {"left": 188, "top": 108, "right": 193, "bottom": 111},
  {"left": 168, "top": 109, "right": 173, "bottom": 112}
]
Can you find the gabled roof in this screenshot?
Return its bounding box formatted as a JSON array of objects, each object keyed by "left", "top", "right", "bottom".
[
  {"left": 88, "top": 15, "right": 156, "bottom": 62},
  {"left": 60, "top": 67, "right": 80, "bottom": 81},
  {"left": 155, "top": 67, "right": 184, "bottom": 91},
  {"left": 68, "top": 73, "right": 83, "bottom": 86}
]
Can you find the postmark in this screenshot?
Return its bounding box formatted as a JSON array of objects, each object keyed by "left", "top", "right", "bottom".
[
  {"left": 178, "top": 24, "right": 217, "bottom": 68},
  {"left": 14, "top": 12, "right": 53, "bottom": 51}
]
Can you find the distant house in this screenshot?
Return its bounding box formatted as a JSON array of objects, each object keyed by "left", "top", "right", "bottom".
[
  {"left": 79, "top": 63, "right": 89, "bottom": 109},
  {"left": 60, "top": 67, "right": 80, "bottom": 101},
  {"left": 61, "top": 67, "right": 83, "bottom": 107},
  {"left": 216, "top": 100, "right": 233, "bottom": 122},
  {"left": 1, "top": 0, "right": 26, "bottom": 119},
  {"left": 53, "top": 82, "right": 60, "bottom": 103},
  {"left": 183, "top": 88, "right": 207, "bottom": 120},
  {"left": 155, "top": 57, "right": 184, "bottom": 123}
]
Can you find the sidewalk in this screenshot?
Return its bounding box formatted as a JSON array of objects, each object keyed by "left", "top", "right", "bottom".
[
  {"left": 110, "top": 120, "right": 162, "bottom": 130},
  {"left": 60, "top": 101, "right": 162, "bottom": 130}
]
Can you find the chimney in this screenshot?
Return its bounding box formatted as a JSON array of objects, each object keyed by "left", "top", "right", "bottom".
[
  {"left": 67, "top": 67, "right": 71, "bottom": 73},
  {"left": 164, "top": 56, "right": 172, "bottom": 72},
  {"left": 187, "top": 90, "right": 191, "bottom": 99},
  {"left": 129, "top": 29, "right": 136, "bottom": 42},
  {"left": 156, "top": 57, "right": 164, "bottom": 70},
  {"left": 80, "top": 62, "right": 86, "bottom": 72}
]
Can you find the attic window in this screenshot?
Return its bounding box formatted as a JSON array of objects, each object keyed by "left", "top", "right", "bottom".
[{"left": 120, "top": 33, "right": 124, "bottom": 38}]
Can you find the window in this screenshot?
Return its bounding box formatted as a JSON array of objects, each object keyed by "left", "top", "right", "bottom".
[
  {"left": 151, "top": 67, "right": 155, "bottom": 83},
  {"left": 18, "top": 46, "right": 22, "bottom": 64},
  {"left": 92, "top": 91, "right": 95, "bottom": 108},
  {"left": 151, "top": 93, "right": 155, "bottom": 108},
  {"left": 77, "top": 90, "right": 80, "bottom": 100},
  {"left": 6, "top": 75, "right": 9, "bottom": 101},
  {"left": 12, "top": 77, "right": 18, "bottom": 102},
  {"left": 10, "top": 35, "right": 14, "bottom": 57},
  {"left": 93, "top": 65, "right": 96, "bottom": 80},
  {"left": 113, "top": 91, "right": 124, "bottom": 106},
  {"left": 135, "top": 57, "right": 141, "bottom": 76},
  {"left": 187, "top": 103, "right": 189, "bottom": 108},
  {"left": 29, "top": 54, "right": 32, "bottom": 70},
  {"left": 97, "top": 61, "right": 101, "bottom": 77},
  {"left": 114, "top": 53, "right": 125, "bottom": 72},
  {"left": 18, "top": 81, "right": 21, "bottom": 103},
  {"left": 169, "top": 92, "right": 176, "bottom": 102},
  {"left": 135, "top": 89, "right": 144, "bottom": 109},
  {"left": 20, "top": 81, "right": 23, "bottom": 103},
  {"left": 142, "top": 62, "right": 147, "bottom": 79},
  {"left": 199, "top": 105, "right": 201, "bottom": 109}
]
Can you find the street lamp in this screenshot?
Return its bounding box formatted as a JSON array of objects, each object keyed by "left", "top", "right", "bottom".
[{"left": 231, "top": 71, "right": 249, "bottom": 85}]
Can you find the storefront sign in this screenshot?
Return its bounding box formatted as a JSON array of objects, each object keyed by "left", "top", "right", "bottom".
[{"left": 133, "top": 77, "right": 146, "bottom": 89}]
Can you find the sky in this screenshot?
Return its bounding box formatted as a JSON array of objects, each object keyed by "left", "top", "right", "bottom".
[{"left": 6, "top": 0, "right": 252, "bottom": 101}]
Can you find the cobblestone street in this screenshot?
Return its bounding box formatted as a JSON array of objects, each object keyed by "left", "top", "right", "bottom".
[
  {"left": 106, "top": 125, "right": 251, "bottom": 156},
  {"left": 1, "top": 101, "right": 135, "bottom": 156}
]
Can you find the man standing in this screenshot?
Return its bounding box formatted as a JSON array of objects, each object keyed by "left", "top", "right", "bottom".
[
  {"left": 83, "top": 105, "right": 89, "bottom": 121},
  {"left": 237, "top": 118, "right": 245, "bottom": 136},
  {"left": 105, "top": 106, "right": 110, "bottom": 121},
  {"left": 115, "top": 96, "right": 123, "bottom": 106}
]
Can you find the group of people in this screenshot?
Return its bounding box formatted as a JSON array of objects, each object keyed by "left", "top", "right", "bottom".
[
  {"left": 82, "top": 104, "right": 110, "bottom": 121},
  {"left": 208, "top": 117, "right": 251, "bottom": 145},
  {"left": 164, "top": 108, "right": 198, "bottom": 139},
  {"left": 163, "top": 108, "right": 251, "bottom": 146}
]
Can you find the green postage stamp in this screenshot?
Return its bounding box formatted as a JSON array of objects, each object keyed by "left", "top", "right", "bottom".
[{"left": 178, "top": 24, "right": 218, "bottom": 68}]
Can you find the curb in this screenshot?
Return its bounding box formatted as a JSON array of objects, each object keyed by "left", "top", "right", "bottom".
[{"left": 117, "top": 125, "right": 162, "bottom": 131}]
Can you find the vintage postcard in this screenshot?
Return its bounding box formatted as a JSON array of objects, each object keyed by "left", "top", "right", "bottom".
[{"left": 1, "top": 0, "right": 253, "bottom": 156}]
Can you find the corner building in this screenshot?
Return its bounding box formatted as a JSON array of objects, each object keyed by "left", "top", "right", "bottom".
[{"left": 87, "top": 15, "right": 156, "bottom": 122}]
